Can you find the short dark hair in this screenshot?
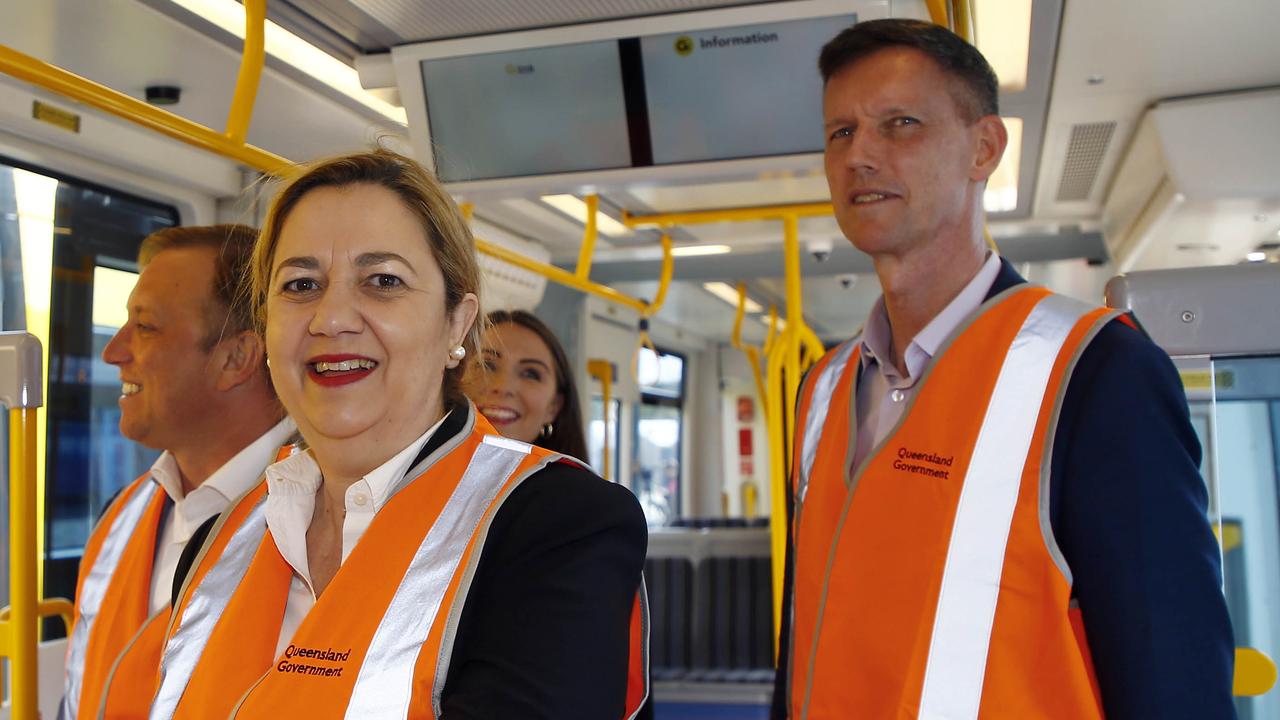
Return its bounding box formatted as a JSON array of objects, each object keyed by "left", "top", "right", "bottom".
[
  {"left": 485, "top": 309, "right": 588, "bottom": 461},
  {"left": 819, "top": 18, "right": 999, "bottom": 121},
  {"left": 138, "top": 224, "right": 258, "bottom": 350}
]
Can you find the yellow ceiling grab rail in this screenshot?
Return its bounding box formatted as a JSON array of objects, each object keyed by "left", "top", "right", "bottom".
[
  {"left": 225, "top": 0, "right": 266, "bottom": 145},
  {"left": 731, "top": 283, "right": 767, "bottom": 408},
  {"left": 0, "top": 44, "right": 292, "bottom": 174}
]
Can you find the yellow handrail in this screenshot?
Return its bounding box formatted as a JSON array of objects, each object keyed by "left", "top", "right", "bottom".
[
  {"left": 225, "top": 0, "right": 266, "bottom": 145},
  {"left": 764, "top": 328, "right": 789, "bottom": 653},
  {"left": 626, "top": 202, "right": 826, "bottom": 655},
  {"left": 5, "top": 407, "right": 39, "bottom": 719},
  {"left": 576, "top": 194, "right": 599, "bottom": 280},
  {"left": 0, "top": 597, "right": 74, "bottom": 635},
  {"left": 586, "top": 359, "right": 614, "bottom": 481},
  {"left": 0, "top": 45, "right": 291, "bottom": 174},
  {"left": 764, "top": 305, "right": 779, "bottom": 357},
  {"left": 730, "top": 283, "right": 767, "bottom": 407},
  {"left": 926, "top": 0, "right": 951, "bottom": 28}
]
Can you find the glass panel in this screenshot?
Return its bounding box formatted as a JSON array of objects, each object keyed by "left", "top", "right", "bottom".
[
  {"left": 633, "top": 402, "right": 682, "bottom": 526},
  {"left": 587, "top": 396, "right": 620, "bottom": 480},
  {"left": 637, "top": 347, "right": 684, "bottom": 399},
  {"left": 0, "top": 158, "right": 176, "bottom": 624},
  {"left": 1189, "top": 355, "right": 1280, "bottom": 720}
]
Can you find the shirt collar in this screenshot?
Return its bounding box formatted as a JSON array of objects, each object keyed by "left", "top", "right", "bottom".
[
  {"left": 150, "top": 415, "right": 297, "bottom": 532},
  {"left": 264, "top": 412, "right": 449, "bottom": 510},
  {"left": 860, "top": 251, "right": 1001, "bottom": 380}
]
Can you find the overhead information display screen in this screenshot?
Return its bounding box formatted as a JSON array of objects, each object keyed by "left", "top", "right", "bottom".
[
  {"left": 412, "top": 12, "right": 858, "bottom": 182},
  {"left": 421, "top": 41, "right": 632, "bottom": 182},
  {"left": 642, "top": 15, "right": 856, "bottom": 165}
]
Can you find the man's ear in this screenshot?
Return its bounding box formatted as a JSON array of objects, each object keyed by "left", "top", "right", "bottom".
[
  {"left": 969, "top": 115, "right": 1009, "bottom": 182},
  {"left": 214, "top": 330, "right": 266, "bottom": 392}
]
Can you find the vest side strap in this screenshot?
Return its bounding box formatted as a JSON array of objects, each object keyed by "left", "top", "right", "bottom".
[{"left": 63, "top": 480, "right": 159, "bottom": 720}]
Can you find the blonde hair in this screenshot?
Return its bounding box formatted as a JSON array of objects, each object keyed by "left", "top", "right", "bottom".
[{"left": 249, "top": 149, "right": 481, "bottom": 407}]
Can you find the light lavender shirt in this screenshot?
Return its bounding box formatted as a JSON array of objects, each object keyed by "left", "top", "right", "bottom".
[{"left": 851, "top": 252, "right": 1002, "bottom": 471}]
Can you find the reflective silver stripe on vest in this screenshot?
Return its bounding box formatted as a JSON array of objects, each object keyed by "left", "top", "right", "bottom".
[
  {"left": 916, "top": 293, "right": 1093, "bottom": 720},
  {"left": 797, "top": 340, "right": 857, "bottom": 503},
  {"left": 61, "top": 480, "right": 159, "bottom": 720},
  {"left": 149, "top": 497, "right": 269, "bottom": 720},
  {"left": 344, "top": 435, "right": 532, "bottom": 718}
]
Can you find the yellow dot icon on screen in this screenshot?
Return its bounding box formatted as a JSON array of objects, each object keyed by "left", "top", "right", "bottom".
[{"left": 674, "top": 36, "right": 694, "bottom": 56}]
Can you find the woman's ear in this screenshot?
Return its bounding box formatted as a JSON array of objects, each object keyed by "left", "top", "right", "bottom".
[
  {"left": 542, "top": 393, "right": 564, "bottom": 427},
  {"left": 446, "top": 292, "right": 480, "bottom": 369}
]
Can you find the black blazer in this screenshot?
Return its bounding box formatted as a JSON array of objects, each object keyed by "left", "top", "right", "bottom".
[
  {"left": 175, "top": 407, "right": 648, "bottom": 719},
  {"left": 772, "top": 260, "right": 1236, "bottom": 719}
]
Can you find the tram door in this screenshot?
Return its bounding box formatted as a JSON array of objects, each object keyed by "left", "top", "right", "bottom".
[
  {"left": 0, "top": 158, "right": 175, "bottom": 629},
  {"left": 1108, "top": 264, "right": 1280, "bottom": 717}
]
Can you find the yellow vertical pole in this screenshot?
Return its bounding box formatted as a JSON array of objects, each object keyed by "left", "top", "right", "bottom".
[
  {"left": 768, "top": 213, "right": 808, "bottom": 658},
  {"left": 586, "top": 360, "right": 613, "bottom": 481},
  {"left": 10, "top": 407, "right": 38, "bottom": 720},
  {"left": 782, "top": 215, "right": 804, "bottom": 455},
  {"left": 766, "top": 334, "right": 788, "bottom": 654},
  {"left": 575, "top": 194, "right": 600, "bottom": 281},
  {"left": 225, "top": 0, "right": 267, "bottom": 145}
]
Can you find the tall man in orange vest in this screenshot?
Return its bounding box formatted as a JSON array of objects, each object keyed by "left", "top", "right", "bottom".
[
  {"left": 773, "top": 19, "right": 1235, "bottom": 719},
  {"left": 60, "top": 225, "right": 294, "bottom": 719}
]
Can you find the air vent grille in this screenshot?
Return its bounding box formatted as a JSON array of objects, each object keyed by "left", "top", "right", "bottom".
[{"left": 1056, "top": 121, "right": 1116, "bottom": 201}]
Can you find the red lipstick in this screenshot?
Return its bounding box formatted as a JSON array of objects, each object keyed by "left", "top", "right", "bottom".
[{"left": 306, "top": 353, "right": 377, "bottom": 387}]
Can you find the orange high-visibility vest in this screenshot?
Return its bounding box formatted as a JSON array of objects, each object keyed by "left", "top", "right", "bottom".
[
  {"left": 97, "top": 446, "right": 296, "bottom": 720},
  {"left": 786, "top": 287, "right": 1119, "bottom": 719},
  {"left": 150, "top": 411, "right": 649, "bottom": 720},
  {"left": 62, "top": 474, "right": 167, "bottom": 720}
]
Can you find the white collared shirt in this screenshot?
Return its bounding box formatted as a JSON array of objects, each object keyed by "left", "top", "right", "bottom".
[
  {"left": 851, "top": 252, "right": 1002, "bottom": 470},
  {"left": 148, "top": 416, "right": 296, "bottom": 614},
  {"left": 264, "top": 414, "right": 448, "bottom": 656}
]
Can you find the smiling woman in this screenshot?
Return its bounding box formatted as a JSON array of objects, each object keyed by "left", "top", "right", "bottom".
[
  {"left": 467, "top": 309, "right": 589, "bottom": 461},
  {"left": 155, "top": 150, "right": 651, "bottom": 719}
]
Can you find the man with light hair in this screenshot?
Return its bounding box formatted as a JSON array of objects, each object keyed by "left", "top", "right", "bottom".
[{"left": 62, "top": 224, "right": 294, "bottom": 718}]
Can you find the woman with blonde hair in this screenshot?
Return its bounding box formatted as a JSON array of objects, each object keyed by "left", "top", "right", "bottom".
[{"left": 151, "top": 150, "right": 649, "bottom": 718}]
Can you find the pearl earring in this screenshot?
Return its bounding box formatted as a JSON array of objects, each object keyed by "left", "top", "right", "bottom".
[{"left": 449, "top": 346, "right": 467, "bottom": 361}]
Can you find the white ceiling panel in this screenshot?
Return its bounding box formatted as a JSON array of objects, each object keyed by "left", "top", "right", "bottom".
[
  {"left": 353, "top": 0, "right": 778, "bottom": 42},
  {"left": 2, "top": 0, "right": 402, "bottom": 171}
]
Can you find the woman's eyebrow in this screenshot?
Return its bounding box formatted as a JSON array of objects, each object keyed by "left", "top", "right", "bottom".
[
  {"left": 517, "top": 358, "right": 552, "bottom": 372},
  {"left": 272, "top": 256, "right": 319, "bottom": 279},
  {"left": 356, "top": 251, "right": 414, "bottom": 271}
]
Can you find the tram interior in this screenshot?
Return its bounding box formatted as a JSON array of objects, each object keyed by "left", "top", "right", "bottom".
[{"left": 1, "top": 0, "right": 1279, "bottom": 717}]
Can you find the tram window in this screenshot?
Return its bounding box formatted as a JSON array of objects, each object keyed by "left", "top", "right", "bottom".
[
  {"left": 588, "top": 396, "right": 621, "bottom": 480},
  {"left": 1192, "top": 355, "right": 1280, "bottom": 720},
  {"left": 634, "top": 347, "right": 685, "bottom": 526},
  {"left": 0, "top": 158, "right": 176, "bottom": 610}
]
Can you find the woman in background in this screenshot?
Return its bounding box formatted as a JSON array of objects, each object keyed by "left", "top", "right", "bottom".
[{"left": 468, "top": 309, "right": 588, "bottom": 460}]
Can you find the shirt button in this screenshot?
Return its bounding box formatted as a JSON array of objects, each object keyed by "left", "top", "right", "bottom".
[
  {"left": 891, "top": 389, "right": 905, "bottom": 403},
  {"left": 353, "top": 493, "right": 369, "bottom": 507}
]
